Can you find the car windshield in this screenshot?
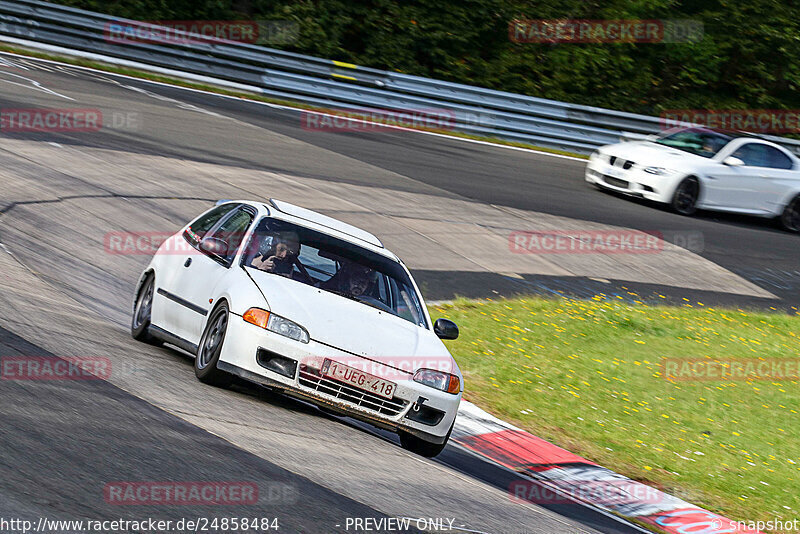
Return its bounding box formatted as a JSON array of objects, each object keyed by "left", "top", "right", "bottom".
[
  {"left": 655, "top": 128, "right": 733, "bottom": 158},
  {"left": 242, "top": 217, "right": 427, "bottom": 328}
]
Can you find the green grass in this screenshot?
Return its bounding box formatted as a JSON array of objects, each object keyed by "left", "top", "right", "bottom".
[
  {"left": 0, "top": 44, "right": 587, "bottom": 160},
  {"left": 430, "top": 296, "right": 800, "bottom": 531}
]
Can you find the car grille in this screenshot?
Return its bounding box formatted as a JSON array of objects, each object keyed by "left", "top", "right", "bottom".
[
  {"left": 298, "top": 365, "right": 409, "bottom": 417},
  {"left": 603, "top": 176, "right": 629, "bottom": 189},
  {"left": 607, "top": 155, "right": 635, "bottom": 170}
]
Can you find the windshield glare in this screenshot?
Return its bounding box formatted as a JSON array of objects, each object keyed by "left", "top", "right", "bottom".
[
  {"left": 655, "top": 128, "right": 732, "bottom": 158},
  {"left": 242, "top": 217, "right": 427, "bottom": 328}
]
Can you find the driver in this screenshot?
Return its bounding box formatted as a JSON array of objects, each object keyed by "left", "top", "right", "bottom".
[{"left": 250, "top": 232, "right": 309, "bottom": 281}]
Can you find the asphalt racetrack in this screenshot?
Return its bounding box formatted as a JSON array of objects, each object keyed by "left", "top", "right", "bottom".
[{"left": 0, "top": 52, "right": 797, "bottom": 534}]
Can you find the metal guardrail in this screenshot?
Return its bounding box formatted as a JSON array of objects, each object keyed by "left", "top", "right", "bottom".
[{"left": 1, "top": 0, "right": 800, "bottom": 155}]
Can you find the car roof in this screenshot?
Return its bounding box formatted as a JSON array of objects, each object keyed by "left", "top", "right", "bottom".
[
  {"left": 664, "top": 126, "right": 790, "bottom": 146},
  {"left": 659, "top": 127, "right": 800, "bottom": 156},
  {"left": 221, "top": 199, "right": 399, "bottom": 261},
  {"left": 268, "top": 199, "right": 384, "bottom": 248}
]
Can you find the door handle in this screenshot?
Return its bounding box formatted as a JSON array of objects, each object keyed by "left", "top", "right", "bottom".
[{"left": 184, "top": 258, "right": 192, "bottom": 267}]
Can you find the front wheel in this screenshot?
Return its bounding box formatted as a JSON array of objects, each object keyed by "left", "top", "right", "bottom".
[
  {"left": 131, "top": 273, "right": 160, "bottom": 345},
  {"left": 399, "top": 422, "right": 454, "bottom": 458},
  {"left": 194, "top": 303, "right": 233, "bottom": 387},
  {"left": 671, "top": 177, "right": 700, "bottom": 215},
  {"left": 781, "top": 195, "right": 800, "bottom": 232},
  {"left": 671, "top": 176, "right": 700, "bottom": 215}
]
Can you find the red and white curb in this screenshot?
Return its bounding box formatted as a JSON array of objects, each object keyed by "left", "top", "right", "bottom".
[{"left": 453, "top": 401, "right": 761, "bottom": 534}]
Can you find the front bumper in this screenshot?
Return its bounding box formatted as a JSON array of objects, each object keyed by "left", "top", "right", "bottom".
[
  {"left": 218, "top": 314, "right": 460, "bottom": 442},
  {"left": 585, "top": 157, "right": 675, "bottom": 203}
]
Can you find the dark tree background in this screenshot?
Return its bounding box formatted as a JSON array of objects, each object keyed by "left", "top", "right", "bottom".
[{"left": 54, "top": 0, "right": 800, "bottom": 114}]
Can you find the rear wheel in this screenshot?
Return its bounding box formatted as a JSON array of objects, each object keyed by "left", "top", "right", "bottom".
[
  {"left": 131, "top": 273, "right": 160, "bottom": 345},
  {"left": 399, "top": 422, "right": 453, "bottom": 458},
  {"left": 781, "top": 195, "right": 800, "bottom": 232},
  {"left": 671, "top": 177, "right": 700, "bottom": 215},
  {"left": 194, "top": 303, "right": 233, "bottom": 387}
]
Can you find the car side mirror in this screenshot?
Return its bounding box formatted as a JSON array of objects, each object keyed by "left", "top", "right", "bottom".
[
  {"left": 199, "top": 236, "right": 229, "bottom": 257},
  {"left": 723, "top": 156, "right": 745, "bottom": 167},
  {"left": 434, "top": 318, "right": 459, "bottom": 340}
]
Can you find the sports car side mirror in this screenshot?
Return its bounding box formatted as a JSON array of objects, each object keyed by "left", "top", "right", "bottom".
[
  {"left": 723, "top": 156, "right": 745, "bottom": 167},
  {"left": 434, "top": 318, "right": 459, "bottom": 340},
  {"left": 199, "top": 237, "right": 229, "bottom": 257}
]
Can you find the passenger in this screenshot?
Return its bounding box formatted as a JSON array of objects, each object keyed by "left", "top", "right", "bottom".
[{"left": 321, "top": 263, "right": 373, "bottom": 297}]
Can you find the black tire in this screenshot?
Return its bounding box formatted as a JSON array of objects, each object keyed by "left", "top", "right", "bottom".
[
  {"left": 780, "top": 195, "right": 800, "bottom": 233},
  {"left": 131, "top": 273, "right": 160, "bottom": 345},
  {"left": 194, "top": 302, "right": 233, "bottom": 387},
  {"left": 671, "top": 177, "right": 700, "bottom": 215},
  {"left": 399, "top": 422, "right": 454, "bottom": 458}
]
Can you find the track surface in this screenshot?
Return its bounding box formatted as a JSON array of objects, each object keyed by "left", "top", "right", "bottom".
[
  {"left": 0, "top": 54, "right": 653, "bottom": 534},
  {"left": 2, "top": 53, "right": 799, "bottom": 306},
  {"left": 0, "top": 52, "right": 796, "bottom": 534}
]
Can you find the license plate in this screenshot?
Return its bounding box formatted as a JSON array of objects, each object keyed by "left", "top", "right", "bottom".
[
  {"left": 605, "top": 166, "right": 624, "bottom": 178},
  {"left": 321, "top": 359, "right": 397, "bottom": 399}
]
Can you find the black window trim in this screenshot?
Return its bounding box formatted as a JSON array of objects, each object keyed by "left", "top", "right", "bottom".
[
  {"left": 183, "top": 203, "right": 257, "bottom": 269},
  {"left": 182, "top": 202, "right": 240, "bottom": 249}
]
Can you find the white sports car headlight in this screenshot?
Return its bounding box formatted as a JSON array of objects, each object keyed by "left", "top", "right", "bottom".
[
  {"left": 643, "top": 166, "right": 675, "bottom": 176},
  {"left": 243, "top": 308, "right": 310, "bottom": 343}
]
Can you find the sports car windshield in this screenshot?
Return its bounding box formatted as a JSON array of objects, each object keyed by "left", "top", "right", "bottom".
[
  {"left": 655, "top": 128, "right": 733, "bottom": 158},
  {"left": 242, "top": 218, "right": 427, "bottom": 328}
]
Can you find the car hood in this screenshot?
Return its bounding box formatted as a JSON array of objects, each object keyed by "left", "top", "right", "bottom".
[
  {"left": 601, "top": 141, "right": 709, "bottom": 169},
  {"left": 244, "top": 267, "right": 453, "bottom": 372}
]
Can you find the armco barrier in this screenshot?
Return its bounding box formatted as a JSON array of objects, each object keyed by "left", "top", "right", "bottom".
[{"left": 1, "top": 0, "right": 800, "bottom": 156}]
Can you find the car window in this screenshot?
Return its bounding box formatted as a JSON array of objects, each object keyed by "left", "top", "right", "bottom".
[
  {"left": 655, "top": 128, "right": 732, "bottom": 158},
  {"left": 183, "top": 203, "right": 238, "bottom": 247},
  {"left": 242, "top": 217, "right": 427, "bottom": 327},
  {"left": 206, "top": 208, "right": 254, "bottom": 264},
  {"left": 731, "top": 143, "right": 771, "bottom": 167},
  {"left": 766, "top": 147, "right": 794, "bottom": 170}
]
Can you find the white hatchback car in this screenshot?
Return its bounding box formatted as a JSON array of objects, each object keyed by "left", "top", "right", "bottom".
[
  {"left": 131, "top": 199, "right": 462, "bottom": 457},
  {"left": 585, "top": 127, "right": 800, "bottom": 231}
]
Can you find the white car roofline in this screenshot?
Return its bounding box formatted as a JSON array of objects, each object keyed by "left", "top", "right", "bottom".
[{"left": 213, "top": 199, "right": 400, "bottom": 260}]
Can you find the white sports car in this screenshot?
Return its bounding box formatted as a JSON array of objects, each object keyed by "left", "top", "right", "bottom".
[
  {"left": 585, "top": 127, "right": 800, "bottom": 231},
  {"left": 131, "top": 199, "right": 462, "bottom": 457}
]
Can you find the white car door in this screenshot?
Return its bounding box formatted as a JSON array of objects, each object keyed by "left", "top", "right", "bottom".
[
  {"left": 704, "top": 142, "right": 770, "bottom": 210},
  {"left": 738, "top": 145, "right": 797, "bottom": 214},
  {"left": 170, "top": 205, "right": 256, "bottom": 344},
  {"left": 153, "top": 203, "right": 239, "bottom": 337}
]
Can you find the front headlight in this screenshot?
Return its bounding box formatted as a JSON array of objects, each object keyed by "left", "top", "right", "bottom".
[
  {"left": 413, "top": 368, "right": 461, "bottom": 394},
  {"left": 243, "top": 308, "right": 310, "bottom": 344},
  {"left": 643, "top": 166, "right": 675, "bottom": 176}
]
